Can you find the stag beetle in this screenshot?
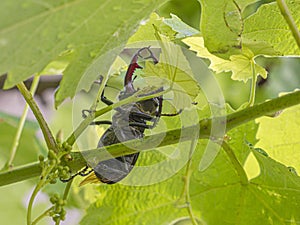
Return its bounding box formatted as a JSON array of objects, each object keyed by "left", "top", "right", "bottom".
[{"left": 62, "top": 47, "right": 181, "bottom": 184}]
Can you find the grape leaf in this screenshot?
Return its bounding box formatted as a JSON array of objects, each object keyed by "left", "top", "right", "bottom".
[
  {"left": 198, "top": 0, "right": 259, "bottom": 59},
  {"left": 142, "top": 62, "right": 201, "bottom": 108},
  {"left": 247, "top": 149, "right": 300, "bottom": 224},
  {"left": 127, "top": 13, "right": 175, "bottom": 44},
  {"left": 0, "top": 0, "right": 167, "bottom": 107},
  {"left": 183, "top": 37, "right": 267, "bottom": 82},
  {"left": 137, "top": 30, "right": 202, "bottom": 109},
  {"left": 79, "top": 121, "right": 253, "bottom": 224},
  {"left": 256, "top": 104, "right": 300, "bottom": 172},
  {"left": 80, "top": 115, "right": 300, "bottom": 224},
  {"left": 191, "top": 123, "right": 300, "bottom": 225},
  {"left": 163, "top": 13, "right": 200, "bottom": 38},
  {"left": 192, "top": 145, "right": 300, "bottom": 225},
  {"left": 227, "top": 121, "right": 259, "bottom": 164},
  {"left": 243, "top": 0, "right": 300, "bottom": 56},
  {"left": 197, "top": 0, "right": 296, "bottom": 60}
]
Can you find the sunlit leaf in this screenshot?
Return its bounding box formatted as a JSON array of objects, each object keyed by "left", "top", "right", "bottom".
[
  {"left": 183, "top": 37, "right": 267, "bottom": 82},
  {"left": 243, "top": 0, "right": 300, "bottom": 56},
  {"left": 256, "top": 104, "right": 300, "bottom": 172},
  {"left": 163, "top": 13, "right": 200, "bottom": 38}
]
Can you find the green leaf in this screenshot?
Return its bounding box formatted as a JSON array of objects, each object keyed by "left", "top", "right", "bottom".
[
  {"left": 80, "top": 142, "right": 199, "bottom": 225},
  {"left": 192, "top": 126, "right": 300, "bottom": 225},
  {"left": 78, "top": 108, "right": 298, "bottom": 224},
  {"left": 183, "top": 37, "right": 267, "bottom": 82},
  {"left": 79, "top": 121, "right": 258, "bottom": 224},
  {"left": 227, "top": 121, "right": 259, "bottom": 164},
  {"left": 198, "top": 0, "right": 259, "bottom": 59},
  {"left": 139, "top": 30, "right": 202, "bottom": 109},
  {"left": 256, "top": 104, "right": 300, "bottom": 172},
  {"left": 248, "top": 149, "right": 300, "bottom": 224},
  {"left": 128, "top": 12, "right": 175, "bottom": 43},
  {"left": 142, "top": 62, "right": 201, "bottom": 108},
  {"left": 193, "top": 147, "right": 300, "bottom": 225},
  {"left": 0, "top": 113, "right": 46, "bottom": 167},
  {"left": 0, "top": 0, "right": 167, "bottom": 107},
  {"left": 163, "top": 13, "right": 200, "bottom": 38},
  {"left": 243, "top": 0, "right": 300, "bottom": 56}
]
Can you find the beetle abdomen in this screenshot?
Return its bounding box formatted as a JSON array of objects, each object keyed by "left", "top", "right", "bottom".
[{"left": 94, "top": 126, "right": 142, "bottom": 184}]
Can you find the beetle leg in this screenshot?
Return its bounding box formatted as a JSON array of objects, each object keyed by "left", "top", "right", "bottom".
[
  {"left": 132, "top": 75, "right": 137, "bottom": 82},
  {"left": 129, "top": 122, "right": 154, "bottom": 129},
  {"left": 78, "top": 166, "right": 94, "bottom": 176},
  {"left": 60, "top": 165, "right": 93, "bottom": 183},
  {"left": 82, "top": 110, "right": 112, "bottom": 126},
  {"left": 92, "top": 75, "right": 115, "bottom": 106},
  {"left": 90, "top": 120, "right": 112, "bottom": 126},
  {"left": 101, "top": 90, "right": 114, "bottom": 106},
  {"left": 160, "top": 109, "right": 183, "bottom": 117},
  {"left": 130, "top": 111, "right": 154, "bottom": 121}
]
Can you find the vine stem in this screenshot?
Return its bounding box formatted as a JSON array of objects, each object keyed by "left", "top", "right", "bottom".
[
  {"left": 221, "top": 141, "right": 248, "bottom": 185},
  {"left": 27, "top": 163, "right": 55, "bottom": 225},
  {"left": 183, "top": 137, "right": 199, "bottom": 225},
  {"left": 7, "top": 76, "right": 40, "bottom": 168},
  {"left": 276, "top": 0, "right": 300, "bottom": 49},
  {"left": 17, "top": 82, "right": 57, "bottom": 152},
  {"left": 27, "top": 184, "right": 41, "bottom": 225},
  {"left": 31, "top": 179, "right": 73, "bottom": 225},
  {"left": 63, "top": 179, "right": 73, "bottom": 200},
  {"left": 1, "top": 90, "right": 300, "bottom": 186}
]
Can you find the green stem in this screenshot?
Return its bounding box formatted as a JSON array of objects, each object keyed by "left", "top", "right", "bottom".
[
  {"left": 63, "top": 179, "right": 73, "bottom": 200},
  {"left": 17, "top": 82, "right": 57, "bottom": 152},
  {"left": 276, "top": 0, "right": 300, "bottom": 49},
  {"left": 1, "top": 90, "right": 300, "bottom": 186},
  {"left": 248, "top": 60, "right": 257, "bottom": 107},
  {"left": 31, "top": 207, "right": 53, "bottom": 225},
  {"left": 0, "top": 162, "right": 41, "bottom": 186},
  {"left": 27, "top": 181, "right": 43, "bottom": 225},
  {"left": 221, "top": 141, "right": 248, "bottom": 185},
  {"left": 27, "top": 162, "right": 56, "bottom": 225},
  {"left": 7, "top": 77, "right": 40, "bottom": 169},
  {"left": 225, "top": 90, "right": 300, "bottom": 130},
  {"left": 30, "top": 157, "right": 72, "bottom": 225},
  {"left": 184, "top": 137, "right": 198, "bottom": 225}
]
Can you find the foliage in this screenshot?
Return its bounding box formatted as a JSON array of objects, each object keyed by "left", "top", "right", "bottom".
[{"left": 0, "top": 0, "right": 300, "bottom": 225}]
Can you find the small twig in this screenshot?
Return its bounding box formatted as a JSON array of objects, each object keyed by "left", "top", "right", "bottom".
[
  {"left": 17, "top": 82, "right": 58, "bottom": 152},
  {"left": 7, "top": 76, "right": 40, "bottom": 169},
  {"left": 27, "top": 164, "right": 54, "bottom": 225},
  {"left": 63, "top": 179, "right": 73, "bottom": 200}
]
